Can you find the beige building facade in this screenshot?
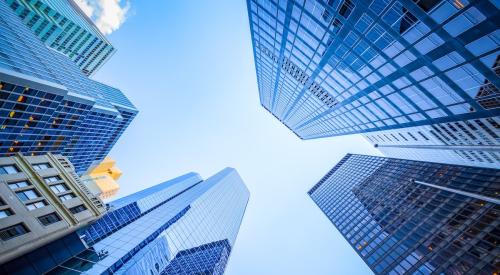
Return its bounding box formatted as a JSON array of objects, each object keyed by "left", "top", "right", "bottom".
[{"left": 0, "top": 153, "right": 106, "bottom": 264}]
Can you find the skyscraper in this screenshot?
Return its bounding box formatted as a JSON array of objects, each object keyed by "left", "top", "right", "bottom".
[
  {"left": 308, "top": 154, "right": 499, "bottom": 274},
  {"left": 0, "top": 153, "right": 106, "bottom": 265},
  {"left": 247, "top": 0, "right": 500, "bottom": 167},
  {"left": 0, "top": 167, "right": 250, "bottom": 275},
  {"left": 363, "top": 119, "right": 500, "bottom": 169},
  {"left": 0, "top": 1, "right": 137, "bottom": 173},
  {"left": 5, "top": 0, "right": 115, "bottom": 76}
]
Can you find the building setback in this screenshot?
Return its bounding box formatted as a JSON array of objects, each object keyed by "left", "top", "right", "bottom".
[
  {"left": 247, "top": 0, "right": 500, "bottom": 167},
  {"left": 0, "top": 1, "right": 137, "bottom": 173},
  {"left": 308, "top": 154, "right": 499, "bottom": 275},
  {"left": 5, "top": 0, "right": 115, "bottom": 76},
  {"left": 0, "top": 167, "right": 250, "bottom": 275},
  {"left": 0, "top": 153, "right": 106, "bottom": 265}
]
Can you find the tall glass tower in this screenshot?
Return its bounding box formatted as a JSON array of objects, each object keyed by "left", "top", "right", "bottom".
[
  {"left": 0, "top": 168, "right": 250, "bottom": 275},
  {"left": 247, "top": 0, "right": 500, "bottom": 167},
  {"left": 0, "top": 1, "right": 137, "bottom": 173},
  {"left": 5, "top": 0, "right": 115, "bottom": 76},
  {"left": 308, "top": 154, "right": 499, "bottom": 274}
]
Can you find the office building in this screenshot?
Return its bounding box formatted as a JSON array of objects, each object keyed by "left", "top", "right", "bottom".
[
  {"left": 0, "top": 167, "right": 250, "bottom": 275},
  {"left": 0, "top": 153, "right": 106, "bottom": 265},
  {"left": 6, "top": 0, "right": 115, "bottom": 76},
  {"left": 81, "top": 157, "right": 122, "bottom": 200},
  {"left": 247, "top": 0, "right": 499, "bottom": 166},
  {"left": 363, "top": 118, "right": 500, "bottom": 169},
  {"left": 0, "top": 1, "right": 138, "bottom": 173},
  {"left": 308, "top": 154, "right": 500, "bottom": 274}
]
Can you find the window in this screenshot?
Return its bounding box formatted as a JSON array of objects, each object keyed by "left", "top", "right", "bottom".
[
  {"left": 69, "top": 205, "right": 87, "bottom": 214},
  {"left": 0, "top": 165, "right": 19, "bottom": 175},
  {"left": 33, "top": 163, "right": 51, "bottom": 170},
  {"left": 413, "top": 0, "right": 440, "bottom": 12},
  {"left": 8, "top": 181, "right": 30, "bottom": 190},
  {"left": 26, "top": 201, "right": 47, "bottom": 210},
  {"left": 16, "top": 189, "right": 40, "bottom": 202},
  {"left": 38, "top": 213, "right": 61, "bottom": 226},
  {"left": 0, "top": 209, "right": 13, "bottom": 219},
  {"left": 59, "top": 193, "right": 75, "bottom": 201},
  {"left": 418, "top": 131, "right": 430, "bottom": 141},
  {"left": 50, "top": 184, "right": 69, "bottom": 194},
  {"left": 339, "top": 0, "right": 354, "bottom": 19},
  {"left": 44, "top": 176, "right": 61, "bottom": 184},
  {"left": 0, "top": 223, "right": 29, "bottom": 241}
]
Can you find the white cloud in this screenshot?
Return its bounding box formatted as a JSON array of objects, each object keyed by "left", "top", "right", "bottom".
[
  {"left": 74, "top": 0, "right": 94, "bottom": 17},
  {"left": 74, "top": 0, "right": 130, "bottom": 35}
]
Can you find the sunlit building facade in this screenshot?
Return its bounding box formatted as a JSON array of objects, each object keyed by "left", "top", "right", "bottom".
[
  {"left": 308, "top": 154, "right": 500, "bottom": 274},
  {"left": 81, "top": 157, "right": 122, "bottom": 200},
  {"left": 0, "top": 168, "right": 250, "bottom": 274},
  {"left": 0, "top": 1, "right": 137, "bottom": 173},
  {"left": 5, "top": 0, "right": 115, "bottom": 76},
  {"left": 247, "top": 0, "right": 500, "bottom": 166}
]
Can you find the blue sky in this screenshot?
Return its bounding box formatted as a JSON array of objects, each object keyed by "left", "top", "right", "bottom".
[{"left": 91, "top": 1, "right": 380, "bottom": 274}]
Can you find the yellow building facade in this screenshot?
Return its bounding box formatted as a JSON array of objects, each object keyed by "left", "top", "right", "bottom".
[{"left": 81, "top": 157, "right": 122, "bottom": 199}]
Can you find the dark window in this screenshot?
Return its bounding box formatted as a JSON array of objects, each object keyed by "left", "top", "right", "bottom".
[
  {"left": 38, "top": 213, "right": 61, "bottom": 226},
  {"left": 400, "top": 0, "right": 441, "bottom": 33},
  {"left": 69, "top": 205, "right": 87, "bottom": 214},
  {"left": 400, "top": 8, "right": 418, "bottom": 34},
  {"left": 418, "top": 131, "right": 430, "bottom": 141},
  {"left": 0, "top": 223, "right": 29, "bottom": 240},
  {"left": 339, "top": 0, "right": 353, "bottom": 18},
  {"left": 413, "top": 0, "right": 441, "bottom": 12}
]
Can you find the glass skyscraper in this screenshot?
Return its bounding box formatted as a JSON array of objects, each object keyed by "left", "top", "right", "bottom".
[
  {"left": 308, "top": 154, "right": 499, "bottom": 274},
  {"left": 5, "top": 0, "right": 115, "bottom": 76},
  {"left": 0, "top": 1, "right": 137, "bottom": 173},
  {"left": 247, "top": 0, "right": 500, "bottom": 167},
  {"left": 0, "top": 167, "right": 250, "bottom": 275},
  {"left": 363, "top": 120, "right": 500, "bottom": 169}
]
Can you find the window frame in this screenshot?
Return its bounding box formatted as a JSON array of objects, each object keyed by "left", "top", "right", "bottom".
[
  {"left": 26, "top": 200, "right": 48, "bottom": 211},
  {"left": 44, "top": 176, "right": 62, "bottom": 184},
  {"left": 59, "top": 193, "right": 75, "bottom": 202},
  {"left": 7, "top": 181, "right": 30, "bottom": 190},
  {"left": 0, "top": 165, "right": 19, "bottom": 175},
  {"left": 0, "top": 223, "right": 29, "bottom": 241},
  {"left": 33, "top": 163, "right": 51, "bottom": 171},
  {"left": 0, "top": 208, "right": 14, "bottom": 219},
  {"left": 38, "top": 212, "right": 61, "bottom": 226},
  {"left": 16, "top": 189, "right": 40, "bottom": 202},
  {"left": 69, "top": 205, "right": 87, "bottom": 214}
]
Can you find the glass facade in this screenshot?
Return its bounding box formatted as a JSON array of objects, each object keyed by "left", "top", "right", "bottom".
[
  {"left": 308, "top": 154, "right": 500, "bottom": 274},
  {"left": 363, "top": 118, "right": 500, "bottom": 169},
  {"left": 5, "top": 0, "right": 115, "bottom": 76},
  {"left": 1, "top": 168, "right": 250, "bottom": 274},
  {"left": 0, "top": 1, "right": 137, "bottom": 173},
  {"left": 247, "top": 0, "right": 499, "bottom": 139}
]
